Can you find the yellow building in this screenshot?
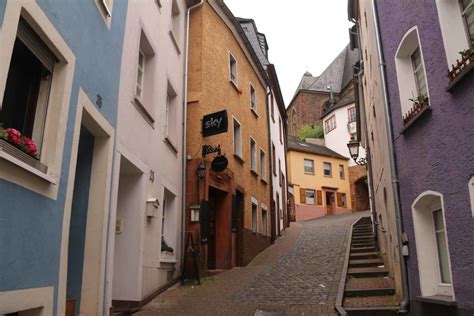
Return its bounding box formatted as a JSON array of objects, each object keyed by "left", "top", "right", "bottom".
[
  {"left": 287, "top": 137, "right": 352, "bottom": 221},
  {"left": 185, "top": 0, "right": 272, "bottom": 272}
]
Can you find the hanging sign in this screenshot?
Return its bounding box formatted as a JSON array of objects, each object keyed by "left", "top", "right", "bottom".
[
  {"left": 211, "top": 155, "right": 228, "bottom": 172},
  {"left": 202, "top": 110, "right": 228, "bottom": 137}
]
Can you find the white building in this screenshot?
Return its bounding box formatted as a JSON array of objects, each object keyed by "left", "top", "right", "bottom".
[
  {"left": 105, "top": 0, "right": 199, "bottom": 312},
  {"left": 239, "top": 18, "right": 289, "bottom": 236}
]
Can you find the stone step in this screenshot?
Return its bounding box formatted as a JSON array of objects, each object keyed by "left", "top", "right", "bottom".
[
  {"left": 344, "top": 295, "right": 399, "bottom": 308},
  {"left": 351, "top": 246, "right": 376, "bottom": 253},
  {"left": 348, "top": 258, "right": 384, "bottom": 268},
  {"left": 352, "top": 233, "right": 373, "bottom": 237},
  {"left": 350, "top": 252, "right": 380, "bottom": 260},
  {"left": 345, "top": 306, "right": 399, "bottom": 316},
  {"left": 353, "top": 224, "right": 372, "bottom": 229},
  {"left": 347, "top": 267, "right": 389, "bottom": 278},
  {"left": 351, "top": 243, "right": 376, "bottom": 248},
  {"left": 352, "top": 237, "right": 374, "bottom": 242},
  {"left": 344, "top": 281, "right": 396, "bottom": 297}
]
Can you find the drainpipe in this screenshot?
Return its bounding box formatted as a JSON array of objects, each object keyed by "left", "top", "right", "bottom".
[
  {"left": 266, "top": 87, "right": 276, "bottom": 243},
  {"left": 371, "top": 0, "right": 409, "bottom": 313},
  {"left": 181, "top": 0, "right": 204, "bottom": 274}
]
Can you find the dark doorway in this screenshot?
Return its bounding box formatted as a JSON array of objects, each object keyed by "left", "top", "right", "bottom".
[
  {"left": 207, "top": 187, "right": 227, "bottom": 269},
  {"left": 235, "top": 190, "right": 245, "bottom": 266}
]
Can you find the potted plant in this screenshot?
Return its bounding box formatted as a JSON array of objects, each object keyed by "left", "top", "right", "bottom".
[{"left": 459, "top": 48, "right": 474, "bottom": 59}]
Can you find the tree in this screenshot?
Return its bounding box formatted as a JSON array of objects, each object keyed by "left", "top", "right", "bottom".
[{"left": 298, "top": 124, "right": 324, "bottom": 140}]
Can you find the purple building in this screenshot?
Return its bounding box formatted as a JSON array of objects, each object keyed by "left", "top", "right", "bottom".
[{"left": 375, "top": 0, "right": 474, "bottom": 314}]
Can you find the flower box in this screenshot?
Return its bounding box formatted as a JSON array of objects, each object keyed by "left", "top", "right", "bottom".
[
  {"left": 447, "top": 49, "right": 474, "bottom": 91},
  {"left": 0, "top": 139, "right": 47, "bottom": 173}
]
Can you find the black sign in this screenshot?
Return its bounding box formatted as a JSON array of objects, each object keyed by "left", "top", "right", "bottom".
[
  {"left": 211, "top": 155, "right": 228, "bottom": 172},
  {"left": 202, "top": 110, "right": 228, "bottom": 137}
]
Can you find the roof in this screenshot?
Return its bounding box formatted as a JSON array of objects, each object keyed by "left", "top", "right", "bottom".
[
  {"left": 237, "top": 18, "right": 270, "bottom": 68},
  {"left": 287, "top": 136, "right": 349, "bottom": 160},
  {"left": 293, "top": 45, "right": 359, "bottom": 96},
  {"left": 322, "top": 89, "right": 356, "bottom": 117}
]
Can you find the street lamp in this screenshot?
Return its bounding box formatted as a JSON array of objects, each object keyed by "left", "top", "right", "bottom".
[
  {"left": 347, "top": 140, "right": 367, "bottom": 166},
  {"left": 197, "top": 162, "right": 206, "bottom": 179}
]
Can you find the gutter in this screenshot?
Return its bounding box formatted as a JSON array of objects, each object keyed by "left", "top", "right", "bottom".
[
  {"left": 371, "top": 0, "right": 410, "bottom": 312},
  {"left": 266, "top": 87, "right": 277, "bottom": 242},
  {"left": 181, "top": 0, "right": 204, "bottom": 277}
]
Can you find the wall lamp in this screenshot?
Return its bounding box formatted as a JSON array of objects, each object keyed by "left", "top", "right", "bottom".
[
  {"left": 197, "top": 162, "right": 206, "bottom": 179},
  {"left": 347, "top": 140, "right": 367, "bottom": 166}
]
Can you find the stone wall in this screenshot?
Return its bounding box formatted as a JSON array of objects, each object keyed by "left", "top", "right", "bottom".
[{"left": 349, "top": 166, "right": 370, "bottom": 212}]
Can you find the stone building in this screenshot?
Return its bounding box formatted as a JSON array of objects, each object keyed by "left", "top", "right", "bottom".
[
  {"left": 349, "top": 0, "right": 474, "bottom": 314},
  {"left": 185, "top": 0, "right": 272, "bottom": 272},
  {"left": 0, "top": 1, "right": 127, "bottom": 315}
]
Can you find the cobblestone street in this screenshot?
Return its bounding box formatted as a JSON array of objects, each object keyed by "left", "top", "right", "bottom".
[{"left": 136, "top": 212, "right": 368, "bottom": 316}]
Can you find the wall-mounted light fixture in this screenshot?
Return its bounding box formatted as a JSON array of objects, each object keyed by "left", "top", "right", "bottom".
[
  {"left": 347, "top": 140, "right": 367, "bottom": 166},
  {"left": 197, "top": 162, "right": 206, "bottom": 179}
]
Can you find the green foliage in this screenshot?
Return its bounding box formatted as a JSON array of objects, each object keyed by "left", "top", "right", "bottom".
[
  {"left": 298, "top": 124, "right": 324, "bottom": 140},
  {"left": 459, "top": 48, "right": 473, "bottom": 59}
]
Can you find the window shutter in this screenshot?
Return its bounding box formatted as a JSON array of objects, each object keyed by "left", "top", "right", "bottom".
[
  {"left": 317, "top": 190, "right": 323, "bottom": 205},
  {"left": 299, "top": 188, "right": 306, "bottom": 204},
  {"left": 337, "top": 192, "right": 343, "bottom": 207},
  {"left": 17, "top": 18, "right": 57, "bottom": 71}
]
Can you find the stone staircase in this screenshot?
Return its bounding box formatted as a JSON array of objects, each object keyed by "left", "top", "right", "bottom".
[{"left": 342, "top": 217, "right": 399, "bottom": 316}]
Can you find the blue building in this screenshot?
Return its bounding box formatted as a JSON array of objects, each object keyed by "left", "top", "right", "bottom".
[{"left": 0, "top": 1, "right": 126, "bottom": 315}]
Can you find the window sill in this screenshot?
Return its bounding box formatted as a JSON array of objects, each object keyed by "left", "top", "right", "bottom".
[
  {"left": 304, "top": 171, "right": 315, "bottom": 175},
  {"left": 234, "top": 154, "right": 244, "bottom": 164},
  {"left": 446, "top": 57, "right": 474, "bottom": 92},
  {"left": 164, "top": 137, "right": 178, "bottom": 155},
  {"left": 324, "top": 175, "right": 332, "bottom": 178},
  {"left": 400, "top": 105, "right": 431, "bottom": 135},
  {"left": 0, "top": 149, "right": 56, "bottom": 184},
  {"left": 261, "top": 177, "right": 268, "bottom": 184},
  {"left": 168, "top": 30, "right": 182, "bottom": 55},
  {"left": 251, "top": 108, "right": 259, "bottom": 118},
  {"left": 416, "top": 295, "right": 456, "bottom": 307},
  {"left": 132, "top": 97, "right": 155, "bottom": 125},
  {"left": 230, "top": 80, "right": 242, "bottom": 94},
  {"left": 251, "top": 169, "right": 258, "bottom": 177}
]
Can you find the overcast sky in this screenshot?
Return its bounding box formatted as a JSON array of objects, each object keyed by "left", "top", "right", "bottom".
[{"left": 224, "top": 0, "right": 353, "bottom": 106}]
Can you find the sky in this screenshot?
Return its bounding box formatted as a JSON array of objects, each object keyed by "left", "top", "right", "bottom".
[{"left": 224, "top": 1, "right": 353, "bottom": 106}]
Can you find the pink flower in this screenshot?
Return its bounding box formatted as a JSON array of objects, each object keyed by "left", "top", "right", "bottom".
[
  {"left": 21, "top": 136, "right": 37, "bottom": 155},
  {"left": 6, "top": 128, "right": 21, "bottom": 145}
]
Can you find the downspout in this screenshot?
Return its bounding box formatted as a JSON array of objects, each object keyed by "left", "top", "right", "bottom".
[
  {"left": 266, "top": 86, "right": 276, "bottom": 243},
  {"left": 181, "top": 0, "right": 204, "bottom": 273},
  {"left": 371, "top": 0, "right": 409, "bottom": 313}
]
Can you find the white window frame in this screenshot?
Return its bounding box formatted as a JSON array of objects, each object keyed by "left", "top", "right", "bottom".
[
  {"left": 435, "top": 0, "right": 473, "bottom": 67},
  {"left": 229, "top": 51, "right": 238, "bottom": 86},
  {"left": 136, "top": 49, "right": 145, "bottom": 100},
  {"left": 251, "top": 197, "right": 258, "bottom": 233},
  {"left": 341, "top": 193, "right": 347, "bottom": 208},
  {"left": 95, "top": 0, "right": 113, "bottom": 28},
  {"left": 250, "top": 137, "right": 257, "bottom": 173},
  {"left": 469, "top": 176, "right": 474, "bottom": 218},
  {"left": 164, "top": 79, "right": 178, "bottom": 152},
  {"left": 395, "top": 26, "right": 430, "bottom": 117},
  {"left": 260, "top": 149, "right": 267, "bottom": 181},
  {"left": 324, "top": 115, "right": 336, "bottom": 134},
  {"left": 169, "top": 0, "right": 181, "bottom": 54},
  {"left": 323, "top": 162, "right": 332, "bottom": 177},
  {"left": 250, "top": 83, "right": 257, "bottom": 113},
  {"left": 348, "top": 107, "right": 357, "bottom": 123},
  {"left": 431, "top": 209, "right": 452, "bottom": 287},
  {"left": 261, "top": 203, "right": 268, "bottom": 236},
  {"left": 233, "top": 117, "right": 242, "bottom": 158},
  {"left": 410, "top": 47, "right": 427, "bottom": 97},
  {"left": 339, "top": 164, "right": 345, "bottom": 179},
  {"left": 305, "top": 189, "right": 315, "bottom": 205},
  {"left": 304, "top": 159, "right": 314, "bottom": 174}
]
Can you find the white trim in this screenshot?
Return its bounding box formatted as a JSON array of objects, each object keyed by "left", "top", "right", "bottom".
[
  {"left": 411, "top": 190, "right": 455, "bottom": 299},
  {"left": 250, "top": 136, "right": 257, "bottom": 172},
  {"left": 232, "top": 116, "right": 243, "bottom": 158},
  {"left": 228, "top": 50, "right": 238, "bottom": 86},
  {"left": 58, "top": 88, "right": 115, "bottom": 315},
  {"left": 469, "top": 176, "right": 474, "bottom": 218},
  {"left": 0, "top": 286, "right": 54, "bottom": 315}
]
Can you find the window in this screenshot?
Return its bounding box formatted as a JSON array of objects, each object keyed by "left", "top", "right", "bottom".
[
  {"left": 323, "top": 162, "right": 332, "bottom": 177},
  {"left": 461, "top": 0, "right": 474, "bottom": 46},
  {"left": 229, "top": 52, "right": 237, "bottom": 84},
  {"left": 410, "top": 47, "right": 427, "bottom": 98},
  {"left": 262, "top": 204, "right": 268, "bottom": 236},
  {"left": 435, "top": 0, "right": 473, "bottom": 67},
  {"left": 250, "top": 137, "right": 257, "bottom": 172},
  {"left": 250, "top": 84, "right": 257, "bottom": 112},
  {"left": 395, "top": 27, "right": 429, "bottom": 117},
  {"left": 96, "top": 0, "right": 113, "bottom": 26},
  {"left": 412, "top": 192, "right": 453, "bottom": 297},
  {"left": 165, "top": 81, "right": 178, "bottom": 150},
  {"left": 270, "top": 92, "right": 275, "bottom": 121},
  {"left": 341, "top": 193, "right": 347, "bottom": 208},
  {"left": 339, "top": 165, "right": 345, "bottom": 179},
  {"left": 348, "top": 107, "right": 357, "bottom": 123},
  {"left": 469, "top": 176, "right": 474, "bottom": 218},
  {"left": 278, "top": 159, "right": 282, "bottom": 186},
  {"left": 0, "top": 18, "right": 56, "bottom": 157},
  {"left": 305, "top": 189, "right": 315, "bottom": 204},
  {"left": 252, "top": 198, "right": 258, "bottom": 233},
  {"left": 170, "top": 0, "right": 181, "bottom": 52},
  {"left": 279, "top": 117, "right": 283, "bottom": 143},
  {"left": 134, "top": 31, "right": 156, "bottom": 121},
  {"left": 260, "top": 149, "right": 267, "bottom": 181},
  {"left": 324, "top": 115, "right": 336, "bottom": 134},
  {"left": 433, "top": 209, "right": 451, "bottom": 284},
  {"left": 304, "top": 159, "right": 314, "bottom": 174},
  {"left": 162, "top": 189, "right": 177, "bottom": 255},
  {"left": 233, "top": 118, "right": 242, "bottom": 158},
  {"left": 272, "top": 143, "right": 276, "bottom": 175}
]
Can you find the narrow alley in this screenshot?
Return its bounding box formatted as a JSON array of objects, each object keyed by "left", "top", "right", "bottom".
[{"left": 136, "top": 212, "right": 368, "bottom": 316}]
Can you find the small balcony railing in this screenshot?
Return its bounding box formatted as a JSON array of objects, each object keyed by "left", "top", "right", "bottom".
[
  {"left": 402, "top": 96, "right": 430, "bottom": 132},
  {"left": 447, "top": 49, "right": 474, "bottom": 91}
]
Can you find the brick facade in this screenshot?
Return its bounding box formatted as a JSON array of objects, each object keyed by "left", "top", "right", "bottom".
[
  {"left": 287, "top": 91, "right": 329, "bottom": 137},
  {"left": 348, "top": 165, "right": 370, "bottom": 212}
]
